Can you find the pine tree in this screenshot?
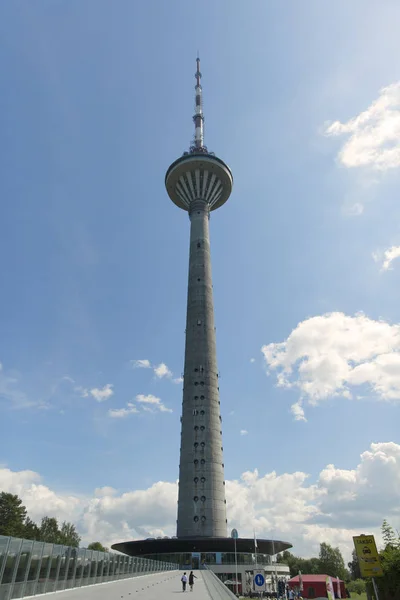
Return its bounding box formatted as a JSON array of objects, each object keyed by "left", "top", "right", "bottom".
[
  {"left": 24, "top": 517, "right": 40, "bottom": 540},
  {"left": 0, "top": 492, "right": 27, "bottom": 538},
  {"left": 39, "top": 516, "right": 60, "bottom": 544},
  {"left": 59, "top": 521, "right": 81, "bottom": 547},
  {"left": 382, "top": 519, "right": 398, "bottom": 549}
]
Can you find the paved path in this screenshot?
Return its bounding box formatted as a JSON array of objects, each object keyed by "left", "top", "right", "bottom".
[{"left": 33, "top": 571, "right": 212, "bottom": 600}]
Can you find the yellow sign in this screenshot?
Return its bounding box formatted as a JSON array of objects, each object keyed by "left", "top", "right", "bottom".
[{"left": 353, "top": 535, "right": 383, "bottom": 578}]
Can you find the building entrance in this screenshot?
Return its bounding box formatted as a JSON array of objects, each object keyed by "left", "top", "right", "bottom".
[{"left": 192, "top": 553, "right": 200, "bottom": 569}]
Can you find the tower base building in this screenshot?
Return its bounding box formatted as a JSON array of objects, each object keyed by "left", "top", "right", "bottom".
[{"left": 112, "top": 57, "right": 292, "bottom": 589}]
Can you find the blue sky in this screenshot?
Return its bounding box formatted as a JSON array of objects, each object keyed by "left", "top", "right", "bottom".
[{"left": 1, "top": 1, "right": 400, "bottom": 553}]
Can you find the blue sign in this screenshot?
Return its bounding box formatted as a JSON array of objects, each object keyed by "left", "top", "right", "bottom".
[
  {"left": 231, "top": 528, "right": 239, "bottom": 539},
  {"left": 254, "top": 574, "right": 265, "bottom": 587}
]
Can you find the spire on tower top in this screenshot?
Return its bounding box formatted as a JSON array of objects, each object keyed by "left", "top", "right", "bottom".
[{"left": 189, "top": 55, "right": 208, "bottom": 154}]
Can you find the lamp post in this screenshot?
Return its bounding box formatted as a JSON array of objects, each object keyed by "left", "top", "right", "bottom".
[
  {"left": 231, "top": 529, "right": 239, "bottom": 596},
  {"left": 272, "top": 534, "right": 278, "bottom": 595}
]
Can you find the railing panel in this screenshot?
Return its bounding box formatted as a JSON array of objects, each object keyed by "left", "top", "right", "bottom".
[{"left": 0, "top": 535, "right": 178, "bottom": 600}]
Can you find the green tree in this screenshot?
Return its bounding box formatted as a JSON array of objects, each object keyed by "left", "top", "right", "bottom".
[
  {"left": 302, "top": 557, "right": 321, "bottom": 574},
  {"left": 278, "top": 550, "right": 292, "bottom": 565},
  {"left": 0, "top": 492, "right": 27, "bottom": 537},
  {"left": 318, "top": 542, "right": 348, "bottom": 580},
  {"left": 59, "top": 521, "right": 81, "bottom": 547},
  {"left": 87, "top": 542, "right": 108, "bottom": 552},
  {"left": 348, "top": 549, "right": 361, "bottom": 580},
  {"left": 347, "top": 579, "right": 366, "bottom": 595},
  {"left": 39, "top": 516, "right": 60, "bottom": 543},
  {"left": 375, "top": 520, "right": 400, "bottom": 600},
  {"left": 23, "top": 517, "right": 40, "bottom": 540},
  {"left": 382, "top": 519, "right": 398, "bottom": 549}
]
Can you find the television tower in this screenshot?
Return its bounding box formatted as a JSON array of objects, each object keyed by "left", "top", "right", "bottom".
[{"left": 165, "top": 57, "right": 233, "bottom": 538}]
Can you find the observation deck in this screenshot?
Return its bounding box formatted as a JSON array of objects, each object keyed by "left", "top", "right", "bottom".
[{"left": 165, "top": 152, "right": 233, "bottom": 212}]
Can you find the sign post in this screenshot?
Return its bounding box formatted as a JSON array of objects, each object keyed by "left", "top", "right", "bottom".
[
  {"left": 231, "top": 529, "right": 239, "bottom": 596},
  {"left": 371, "top": 577, "right": 380, "bottom": 600},
  {"left": 353, "top": 535, "right": 383, "bottom": 600},
  {"left": 254, "top": 570, "right": 266, "bottom": 593}
]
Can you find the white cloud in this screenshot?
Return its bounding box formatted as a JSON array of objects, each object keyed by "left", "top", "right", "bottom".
[
  {"left": 94, "top": 487, "right": 118, "bottom": 498},
  {"left": 375, "top": 245, "right": 400, "bottom": 271},
  {"left": 136, "top": 394, "right": 172, "bottom": 413},
  {"left": 131, "top": 359, "right": 181, "bottom": 383},
  {"left": 109, "top": 394, "right": 172, "bottom": 418},
  {"left": 240, "top": 430, "right": 248, "bottom": 436},
  {"left": 0, "top": 467, "right": 81, "bottom": 525},
  {"left": 75, "top": 385, "right": 89, "bottom": 398},
  {"left": 2, "top": 442, "right": 399, "bottom": 559},
  {"left": 325, "top": 82, "right": 400, "bottom": 170},
  {"left": 108, "top": 403, "right": 139, "bottom": 419},
  {"left": 89, "top": 384, "right": 114, "bottom": 403},
  {"left": 290, "top": 401, "right": 307, "bottom": 422},
  {"left": 250, "top": 358, "right": 256, "bottom": 364},
  {"left": 132, "top": 359, "right": 151, "bottom": 369},
  {"left": 153, "top": 363, "right": 172, "bottom": 379},
  {"left": 262, "top": 312, "right": 400, "bottom": 419}
]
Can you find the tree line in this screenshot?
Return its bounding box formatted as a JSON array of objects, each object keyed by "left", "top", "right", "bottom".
[
  {"left": 277, "top": 541, "right": 350, "bottom": 581},
  {"left": 277, "top": 520, "right": 400, "bottom": 600},
  {"left": 0, "top": 492, "right": 107, "bottom": 552}
]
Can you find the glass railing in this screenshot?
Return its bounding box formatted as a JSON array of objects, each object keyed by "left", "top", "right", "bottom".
[{"left": 0, "top": 535, "right": 178, "bottom": 600}]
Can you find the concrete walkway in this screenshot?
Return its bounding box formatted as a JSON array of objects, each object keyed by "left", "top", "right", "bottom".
[{"left": 31, "top": 571, "right": 214, "bottom": 600}]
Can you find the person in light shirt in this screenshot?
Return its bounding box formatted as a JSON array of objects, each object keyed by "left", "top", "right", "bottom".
[{"left": 181, "top": 573, "right": 188, "bottom": 591}]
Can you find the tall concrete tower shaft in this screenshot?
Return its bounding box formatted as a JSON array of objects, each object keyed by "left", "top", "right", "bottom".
[{"left": 165, "top": 59, "right": 233, "bottom": 538}]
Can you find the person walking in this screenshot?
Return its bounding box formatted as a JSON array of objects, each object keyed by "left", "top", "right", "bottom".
[
  {"left": 189, "top": 571, "right": 197, "bottom": 592},
  {"left": 181, "top": 572, "right": 188, "bottom": 592}
]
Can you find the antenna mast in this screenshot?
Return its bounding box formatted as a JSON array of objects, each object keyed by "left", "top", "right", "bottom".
[{"left": 190, "top": 56, "right": 207, "bottom": 153}]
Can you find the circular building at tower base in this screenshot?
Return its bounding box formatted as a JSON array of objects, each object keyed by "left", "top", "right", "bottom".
[{"left": 111, "top": 537, "right": 292, "bottom": 594}]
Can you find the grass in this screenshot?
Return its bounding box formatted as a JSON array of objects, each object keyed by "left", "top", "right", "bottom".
[{"left": 350, "top": 594, "right": 367, "bottom": 600}]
